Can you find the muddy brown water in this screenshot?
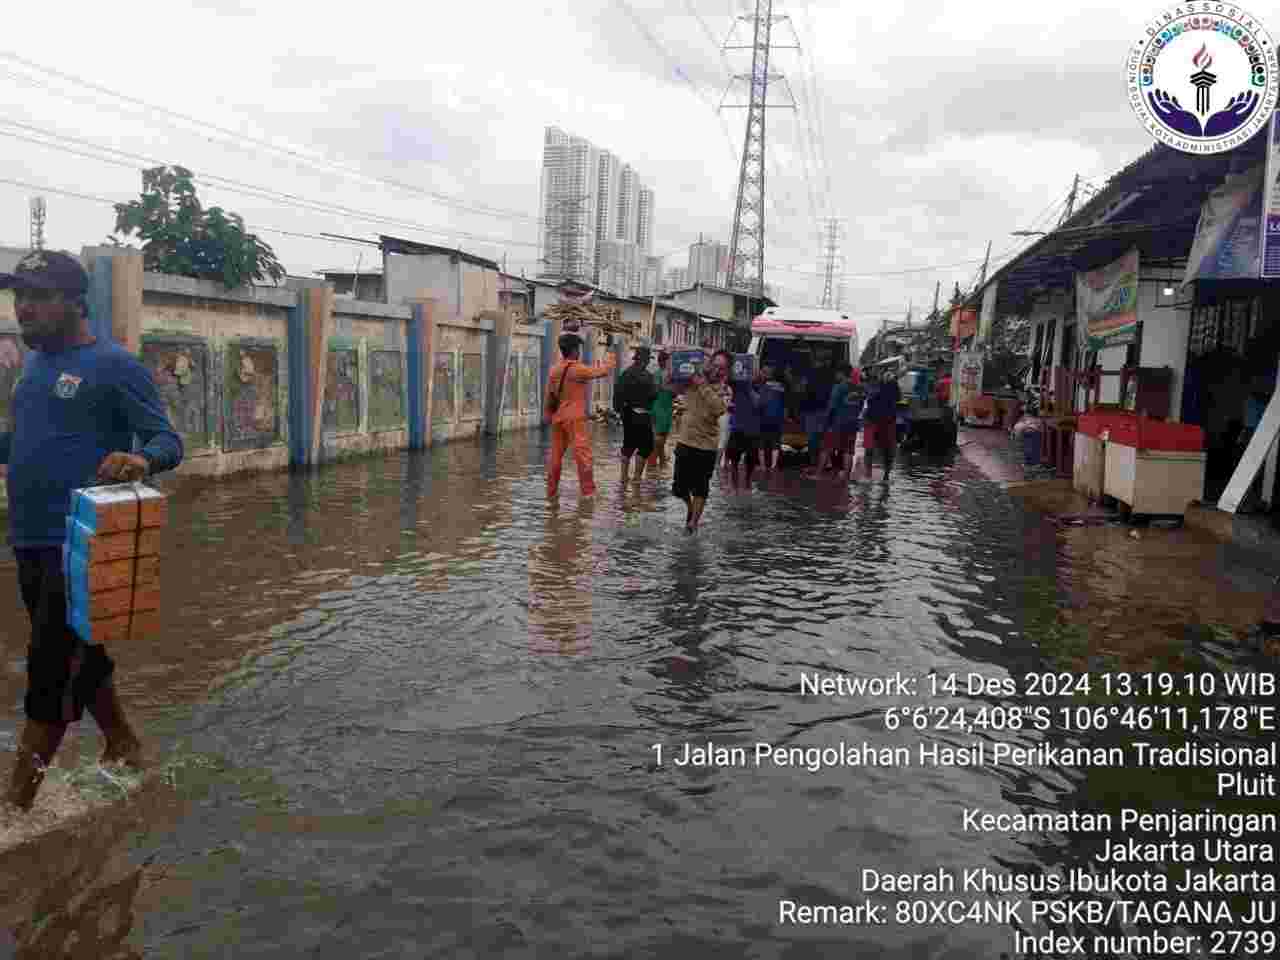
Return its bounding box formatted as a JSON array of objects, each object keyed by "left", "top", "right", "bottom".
[{"left": 0, "top": 427, "right": 1275, "bottom": 958}]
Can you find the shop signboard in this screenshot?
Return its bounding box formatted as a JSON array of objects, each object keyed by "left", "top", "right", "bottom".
[
  {"left": 1077, "top": 248, "right": 1139, "bottom": 350},
  {"left": 1262, "top": 112, "right": 1280, "bottom": 279},
  {"left": 1182, "top": 163, "right": 1264, "bottom": 285},
  {"left": 954, "top": 350, "right": 984, "bottom": 413},
  {"left": 950, "top": 307, "right": 977, "bottom": 342}
]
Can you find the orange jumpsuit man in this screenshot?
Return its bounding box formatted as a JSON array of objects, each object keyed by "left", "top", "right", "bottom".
[{"left": 545, "top": 332, "right": 617, "bottom": 498}]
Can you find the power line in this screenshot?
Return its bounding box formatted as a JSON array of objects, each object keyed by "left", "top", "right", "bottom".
[
  {"left": 0, "top": 175, "right": 386, "bottom": 252},
  {"left": 0, "top": 53, "right": 545, "bottom": 227},
  {"left": 0, "top": 121, "right": 545, "bottom": 253}
]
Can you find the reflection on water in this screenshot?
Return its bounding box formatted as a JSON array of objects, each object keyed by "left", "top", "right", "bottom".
[{"left": 0, "top": 427, "right": 1274, "bottom": 957}]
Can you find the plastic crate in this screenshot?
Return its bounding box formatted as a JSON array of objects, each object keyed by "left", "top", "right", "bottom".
[{"left": 669, "top": 349, "right": 706, "bottom": 386}]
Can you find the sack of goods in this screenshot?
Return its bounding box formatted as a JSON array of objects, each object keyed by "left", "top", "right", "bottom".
[{"left": 63, "top": 483, "right": 168, "bottom": 643}]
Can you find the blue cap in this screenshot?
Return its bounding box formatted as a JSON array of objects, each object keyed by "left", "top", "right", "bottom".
[{"left": 0, "top": 250, "right": 89, "bottom": 297}]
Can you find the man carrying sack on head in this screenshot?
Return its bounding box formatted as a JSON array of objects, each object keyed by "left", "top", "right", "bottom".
[
  {"left": 0, "top": 251, "right": 183, "bottom": 813},
  {"left": 544, "top": 331, "right": 616, "bottom": 498}
]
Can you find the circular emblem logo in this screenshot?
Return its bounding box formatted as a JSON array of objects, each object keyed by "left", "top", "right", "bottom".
[{"left": 1128, "top": 4, "right": 1279, "bottom": 154}]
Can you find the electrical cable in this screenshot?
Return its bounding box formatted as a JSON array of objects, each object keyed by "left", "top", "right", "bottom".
[
  {"left": 0, "top": 122, "right": 544, "bottom": 253},
  {"left": 0, "top": 53, "right": 545, "bottom": 226}
]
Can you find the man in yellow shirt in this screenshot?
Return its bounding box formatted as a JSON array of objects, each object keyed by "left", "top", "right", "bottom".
[
  {"left": 544, "top": 332, "right": 617, "bottom": 498},
  {"left": 671, "top": 351, "right": 731, "bottom": 532}
]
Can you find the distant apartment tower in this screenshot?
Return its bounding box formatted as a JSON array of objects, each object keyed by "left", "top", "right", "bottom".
[
  {"left": 688, "top": 237, "right": 729, "bottom": 287},
  {"left": 640, "top": 255, "right": 664, "bottom": 296},
  {"left": 538, "top": 126, "right": 654, "bottom": 295},
  {"left": 663, "top": 267, "right": 690, "bottom": 293}
]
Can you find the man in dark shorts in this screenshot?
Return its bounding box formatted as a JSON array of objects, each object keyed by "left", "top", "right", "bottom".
[
  {"left": 758, "top": 365, "right": 785, "bottom": 470},
  {"left": 0, "top": 251, "right": 184, "bottom": 812},
  {"left": 613, "top": 344, "right": 657, "bottom": 484},
  {"left": 861, "top": 368, "right": 901, "bottom": 481},
  {"left": 722, "top": 350, "right": 762, "bottom": 488},
  {"left": 671, "top": 353, "right": 729, "bottom": 532}
]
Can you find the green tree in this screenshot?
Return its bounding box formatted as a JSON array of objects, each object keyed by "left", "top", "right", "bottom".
[{"left": 110, "top": 165, "right": 285, "bottom": 289}]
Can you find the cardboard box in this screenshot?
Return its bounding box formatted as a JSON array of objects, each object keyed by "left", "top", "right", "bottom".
[
  {"left": 63, "top": 483, "right": 167, "bottom": 644},
  {"left": 70, "top": 484, "right": 167, "bottom": 533},
  {"left": 669, "top": 349, "right": 706, "bottom": 385}
]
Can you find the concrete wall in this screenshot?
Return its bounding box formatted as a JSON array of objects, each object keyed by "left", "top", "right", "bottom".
[
  {"left": 0, "top": 249, "right": 549, "bottom": 508},
  {"left": 139, "top": 276, "right": 294, "bottom": 478},
  {"left": 384, "top": 251, "right": 501, "bottom": 324},
  {"left": 432, "top": 315, "right": 490, "bottom": 443},
  {"left": 1136, "top": 276, "right": 1190, "bottom": 422},
  {"left": 670, "top": 287, "right": 733, "bottom": 322}
]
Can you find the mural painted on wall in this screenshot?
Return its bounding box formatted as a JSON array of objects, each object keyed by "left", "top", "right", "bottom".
[
  {"left": 461, "top": 354, "right": 483, "bottom": 419},
  {"left": 324, "top": 347, "right": 360, "bottom": 434},
  {"left": 522, "top": 353, "right": 539, "bottom": 412},
  {"left": 432, "top": 353, "right": 455, "bottom": 422},
  {"left": 224, "top": 342, "right": 279, "bottom": 449},
  {"left": 142, "top": 339, "right": 210, "bottom": 451},
  {"left": 369, "top": 350, "right": 404, "bottom": 429},
  {"left": 0, "top": 334, "right": 23, "bottom": 434},
  {"left": 504, "top": 353, "right": 518, "bottom": 412}
]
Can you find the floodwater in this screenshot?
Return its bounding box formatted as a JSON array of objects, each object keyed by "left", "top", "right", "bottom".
[{"left": 0, "top": 427, "right": 1275, "bottom": 959}]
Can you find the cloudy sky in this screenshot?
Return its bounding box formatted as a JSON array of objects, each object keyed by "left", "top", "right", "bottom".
[{"left": 0, "top": 0, "right": 1174, "bottom": 332}]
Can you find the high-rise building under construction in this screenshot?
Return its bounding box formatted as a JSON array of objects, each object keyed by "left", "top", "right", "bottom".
[{"left": 538, "top": 126, "right": 654, "bottom": 295}]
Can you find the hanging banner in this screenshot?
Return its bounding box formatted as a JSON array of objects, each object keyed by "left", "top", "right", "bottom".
[
  {"left": 978, "top": 280, "right": 998, "bottom": 344},
  {"left": 1182, "top": 163, "right": 1265, "bottom": 286},
  {"left": 1262, "top": 112, "right": 1280, "bottom": 279},
  {"left": 1076, "top": 248, "right": 1139, "bottom": 350}
]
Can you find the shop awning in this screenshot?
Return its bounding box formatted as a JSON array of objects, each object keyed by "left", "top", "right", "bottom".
[{"left": 975, "top": 131, "right": 1269, "bottom": 317}]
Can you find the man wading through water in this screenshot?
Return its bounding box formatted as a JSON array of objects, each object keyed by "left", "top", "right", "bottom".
[
  {"left": 0, "top": 251, "right": 183, "bottom": 813},
  {"left": 647, "top": 350, "right": 674, "bottom": 471},
  {"left": 613, "top": 343, "right": 657, "bottom": 484},
  {"left": 671, "top": 352, "right": 730, "bottom": 532},
  {"left": 545, "top": 332, "right": 616, "bottom": 498},
  {"left": 861, "top": 367, "right": 901, "bottom": 481}
]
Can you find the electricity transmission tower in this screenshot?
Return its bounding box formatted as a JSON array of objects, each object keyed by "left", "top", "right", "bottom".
[
  {"left": 720, "top": 0, "right": 797, "bottom": 297},
  {"left": 818, "top": 216, "right": 843, "bottom": 308},
  {"left": 29, "top": 197, "right": 46, "bottom": 251},
  {"left": 543, "top": 195, "right": 591, "bottom": 283}
]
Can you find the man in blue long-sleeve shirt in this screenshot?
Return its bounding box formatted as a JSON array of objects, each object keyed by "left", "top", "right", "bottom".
[{"left": 0, "top": 250, "right": 183, "bottom": 812}]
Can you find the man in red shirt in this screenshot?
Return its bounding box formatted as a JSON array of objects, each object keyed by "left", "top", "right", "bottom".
[{"left": 544, "top": 332, "right": 616, "bottom": 498}]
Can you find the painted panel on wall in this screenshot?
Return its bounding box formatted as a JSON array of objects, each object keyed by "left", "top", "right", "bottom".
[
  {"left": 225, "top": 341, "right": 280, "bottom": 450},
  {"left": 461, "top": 353, "right": 483, "bottom": 419},
  {"left": 142, "top": 336, "right": 211, "bottom": 451},
  {"left": 0, "top": 334, "right": 24, "bottom": 433},
  {"left": 504, "top": 353, "right": 518, "bottom": 412},
  {"left": 369, "top": 349, "right": 404, "bottom": 429},
  {"left": 522, "top": 352, "right": 539, "bottom": 412},
  {"left": 324, "top": 347, "right": 360, "bottom": 434},
  {"left": 432, "top": 353, "right": 455, "bottom": 422}
]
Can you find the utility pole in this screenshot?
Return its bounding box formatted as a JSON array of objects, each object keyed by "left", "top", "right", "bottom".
[
  {"left": 1057, "top": 173, "right": 1080, "bottom": 227},
  {"left": 818, "top": 216, "right": 843, "bottom": 309},
  {"left": 932, "top": 280, "right": 940, "bottom": 318},
  {"left": 977, "top": 240, "right": 992, "bottom": 287},
  {"left": 721, "top": 0, "right": 798, "bottom": 298},
  {"left": 29, "top": 197, "right": 45, "bottom": 251}
]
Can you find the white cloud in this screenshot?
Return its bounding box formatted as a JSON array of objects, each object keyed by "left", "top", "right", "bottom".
[{"left": 0, "top": 0, "right": 1179, "bottom": 309}]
